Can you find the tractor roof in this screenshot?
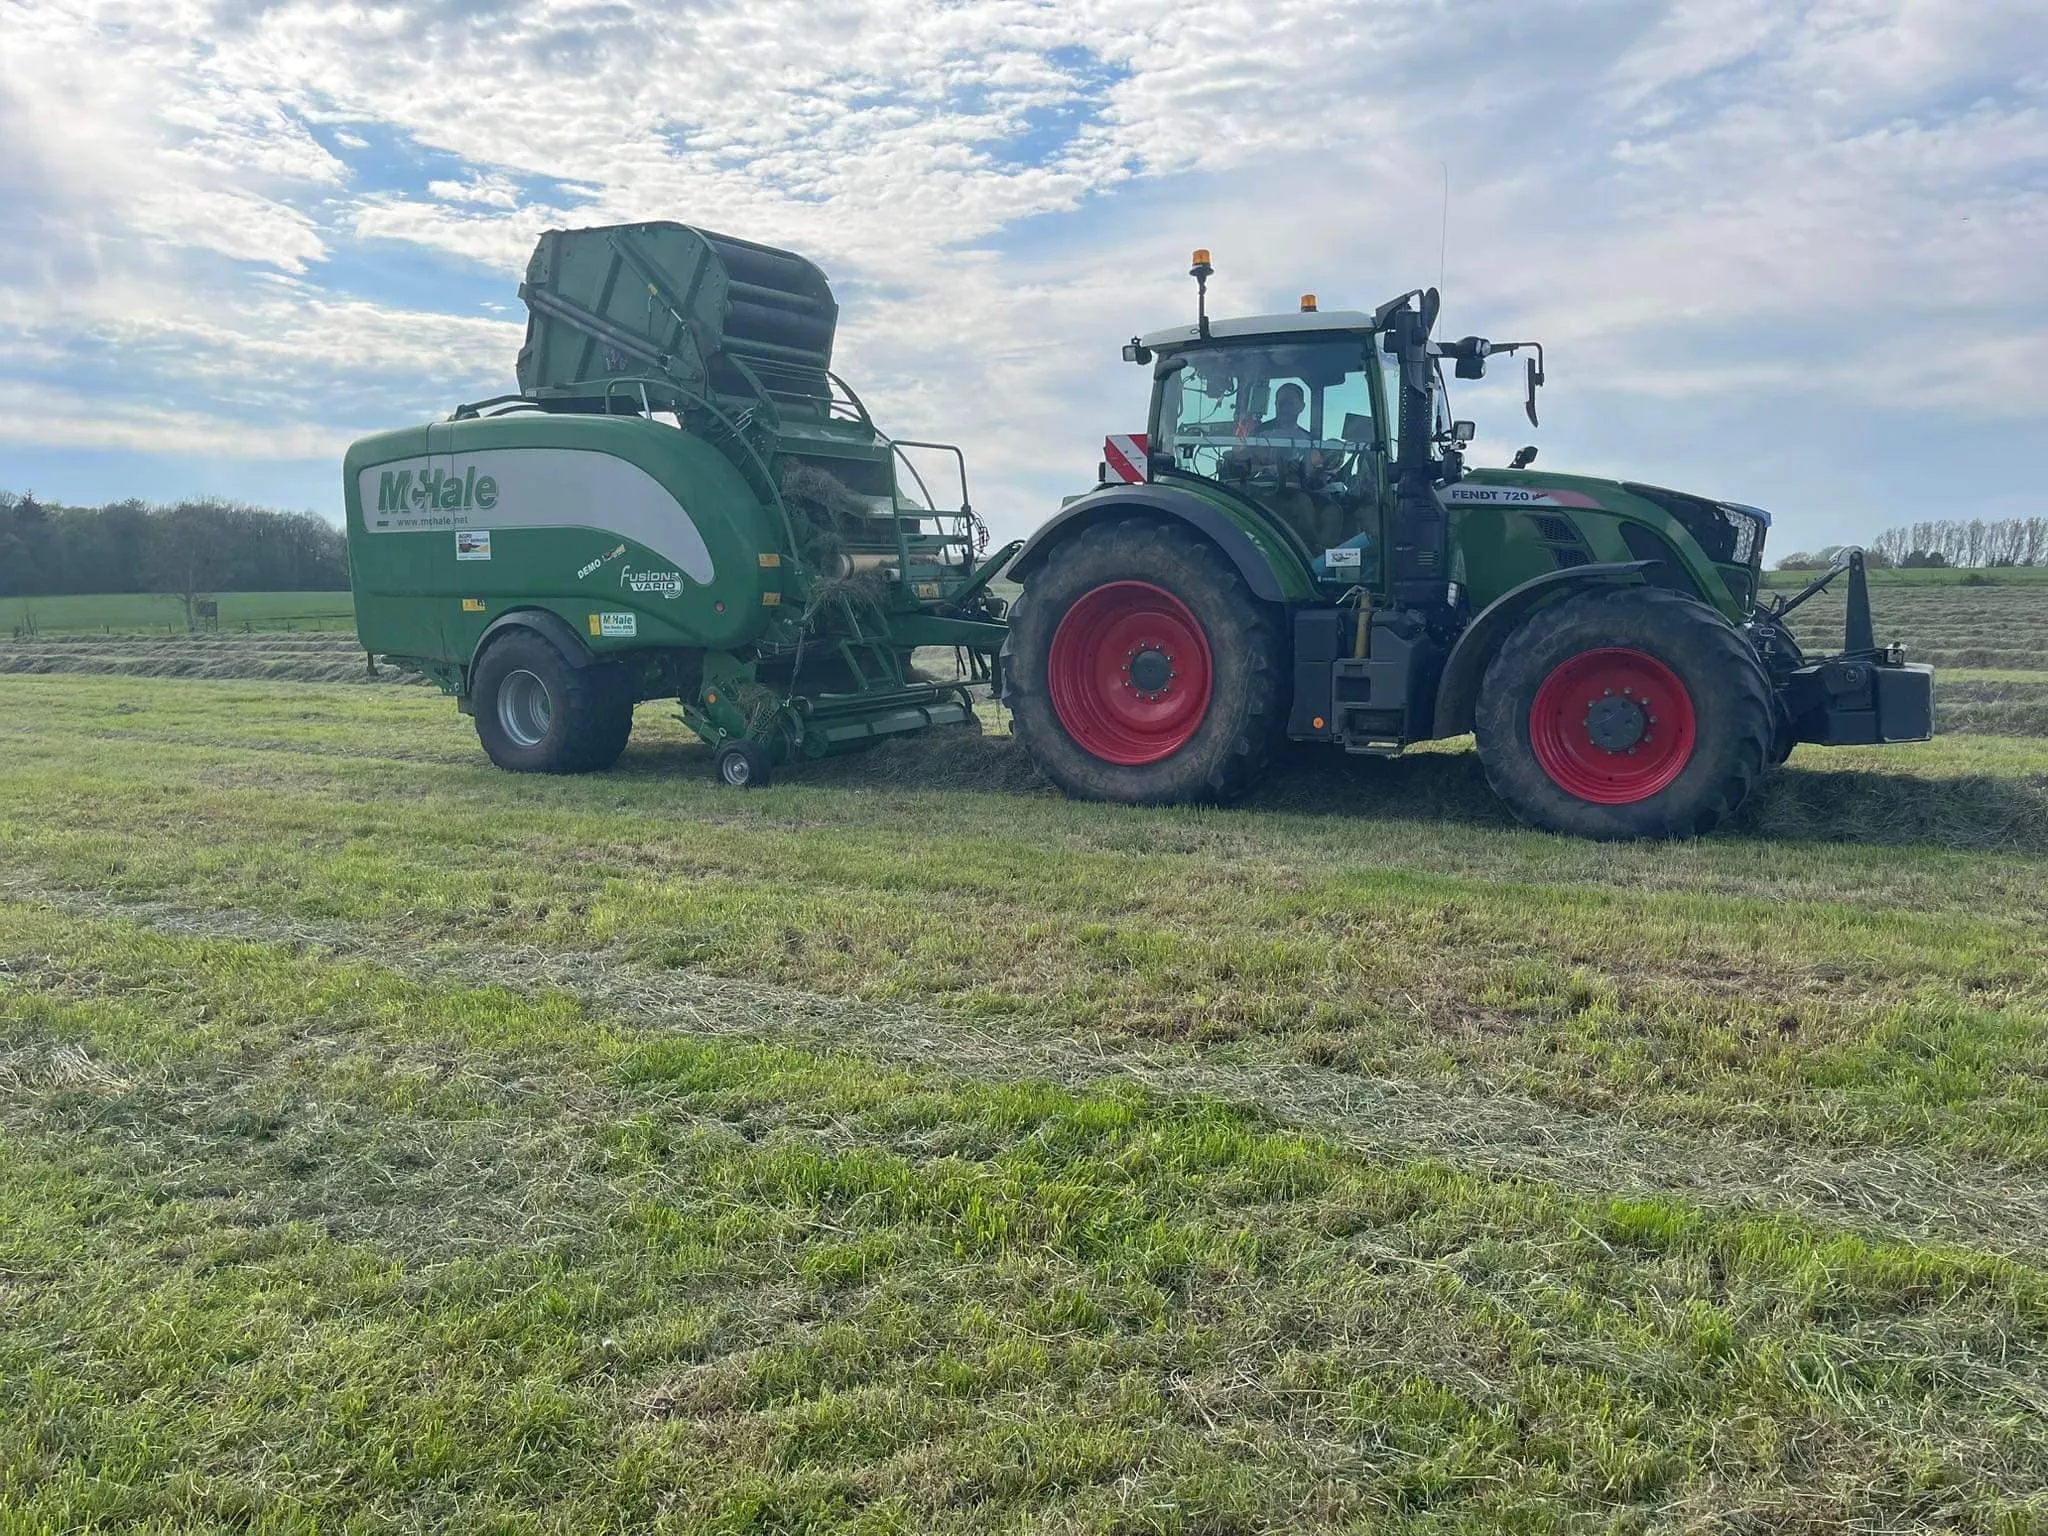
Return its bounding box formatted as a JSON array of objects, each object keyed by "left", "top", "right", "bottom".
[{"left": 1139, "top": 310, "right": 1375, "bottom": 350}]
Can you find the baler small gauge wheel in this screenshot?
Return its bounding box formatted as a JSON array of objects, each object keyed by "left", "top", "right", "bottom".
[{"left": 715, "top": 739, "right": 773, "bottom": 789}]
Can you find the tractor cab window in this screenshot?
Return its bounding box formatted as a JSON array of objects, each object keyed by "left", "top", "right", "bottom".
[{"left": 1157, "top": 339, "right": 1381, "bottom": 553}]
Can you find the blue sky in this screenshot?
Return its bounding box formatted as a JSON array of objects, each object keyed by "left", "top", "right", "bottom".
[{"left": 1, "top": 0, "right": 2042, "bottom": 557}]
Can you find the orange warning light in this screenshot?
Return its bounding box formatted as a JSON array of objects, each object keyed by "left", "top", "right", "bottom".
[{"left": 1300, "top": 294, "right": 1318, "bottom": 312}]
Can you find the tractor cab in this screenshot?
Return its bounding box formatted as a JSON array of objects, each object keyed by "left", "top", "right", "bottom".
[
  {"left": 1142, "top": 314, "right": 1390, "bottom": 569},
  {"left": 1116, "top": 273, "right": 1536, "bottom": 616}
]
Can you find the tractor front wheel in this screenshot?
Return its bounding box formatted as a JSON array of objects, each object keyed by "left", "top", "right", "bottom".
[
  {"left": 1005, "top": 518, "right": 1282, "bottom": 804},
  {"left": 1474, "top": 587, "right": 1772, "bottom": 839}
]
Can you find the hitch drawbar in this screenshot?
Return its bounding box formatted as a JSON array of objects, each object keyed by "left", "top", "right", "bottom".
[{"left": 1779, "top": 549, "right": 1934, "bottom": 747}]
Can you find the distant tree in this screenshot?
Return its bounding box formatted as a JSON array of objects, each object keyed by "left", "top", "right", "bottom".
[
  {"left": 0, "top": 493, "right": 349, "bottom": 599},
  {"left": 148, "top": 503, "right": 235, "bottom": 628},
  {"left": 1901, "top": 549, "right": 1948, "bottom": 568},
  {"left": 1871, "top": 525, "right": 1911, "bottom": 567}
]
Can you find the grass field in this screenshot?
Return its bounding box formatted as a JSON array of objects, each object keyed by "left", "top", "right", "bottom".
[
  {"left": 1763, "top": 566, "right": 2048, "bottom": 588},
  {"left": 3, "top": 657, "right": 2048, "bottom": 1531},
  {"left": 1, "top": 590, "right": 356, "bottom": 636}
]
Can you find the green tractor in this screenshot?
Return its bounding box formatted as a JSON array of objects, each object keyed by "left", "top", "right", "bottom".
[{"left": 1001, "top": 252, "right": 1933, "bottom": 837}]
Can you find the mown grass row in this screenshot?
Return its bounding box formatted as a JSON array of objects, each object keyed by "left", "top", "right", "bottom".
[
  {"left": 2, "top": 678, "right": 2045, "bottom": 1171},
  {"left": 1781, "top": 583, "right": 2047, "bottom": 674},
  {"left": 5, "top": 903, "right": 2047, "bottom": 1532}
]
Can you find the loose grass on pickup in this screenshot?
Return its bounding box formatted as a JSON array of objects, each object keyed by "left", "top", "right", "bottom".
[{"left": 3, "top": 674, "right": 2048, "bottom": 1530}]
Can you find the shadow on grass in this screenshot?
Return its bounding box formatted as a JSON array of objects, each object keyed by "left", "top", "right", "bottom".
[
  {"left": 1731, "top": 762, "right": 2048, "bottom": 855},
  {"left": 620, "top": 727, "right": 2048, "bottom": 856}
]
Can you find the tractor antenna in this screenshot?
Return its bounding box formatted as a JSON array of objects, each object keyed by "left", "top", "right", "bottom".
[
  {"left": 1190, "top": 248, "right": 1214, "bottom": 340},
  {"left": 1437, "top": 163, "right": 1450, "bottom": 297}
]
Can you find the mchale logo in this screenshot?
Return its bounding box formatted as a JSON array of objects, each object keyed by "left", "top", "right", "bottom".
[{"left": 377, "top": 466, "right": 500, "bottom": 514}]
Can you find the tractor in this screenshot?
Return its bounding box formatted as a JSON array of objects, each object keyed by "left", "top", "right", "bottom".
[{"left": 1001, "top": 252, "right": 1933, "bottom": 837}]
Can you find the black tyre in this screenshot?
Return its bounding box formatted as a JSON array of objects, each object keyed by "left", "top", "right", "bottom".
[
  {"left": 471, "top": 631, "right": 634, "bottom": 774},
  {"left": 713, "top": 739, "right": 773, "bottom": 789},
  {"left": 1003, "top": 518, "right": 1283, "bottom": 804},
  {"left": 1473, "top": 587, "right": 1772, "bottom": 839}
]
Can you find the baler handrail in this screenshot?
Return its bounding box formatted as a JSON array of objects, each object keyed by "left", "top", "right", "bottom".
[
  {"left": 889, "top": 440, "right": 972, "bottom": 511},
  {"left": 450, "top": 395, "right": 555, "bottom": 421},
  {"left": 824, "top": 370, "right": 875, "bottom": 427}
]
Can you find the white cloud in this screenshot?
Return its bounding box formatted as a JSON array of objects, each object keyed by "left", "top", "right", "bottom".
[{"left": 0, "top": 0, "right": 2042, "bottom": 551}]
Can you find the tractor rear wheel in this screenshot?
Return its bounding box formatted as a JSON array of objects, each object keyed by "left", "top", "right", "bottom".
[
  {"left": 1474, "top": 587, "right": 1772, "bottom": 839},
  {"left": 471, "top": 631, "right": 634, "bottom": 774},
  {"left": 1005, "top": 518, "right": 1282, "bottom": 804}
]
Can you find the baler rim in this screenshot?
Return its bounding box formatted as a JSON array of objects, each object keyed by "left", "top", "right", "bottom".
[{"left": 497, "top": 669, "right": 556, "bottom": 749}]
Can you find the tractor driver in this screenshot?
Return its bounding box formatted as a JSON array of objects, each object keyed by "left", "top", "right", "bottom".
[
  {"left": 1249, "top": 382, "right": 1345, "bottom": 549},
  {"left": 1258, "top": 383, "right": 1311, "bottom": 453}
]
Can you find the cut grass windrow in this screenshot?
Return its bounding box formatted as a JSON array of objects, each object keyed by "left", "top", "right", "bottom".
[
  {"left": 5, "top": 903, "right": 2048, "bottom": 1533},
  {"left": 2, "top": 676, "right": 2045, "bottom": 1167},
  {"left": 10, "top": 882, "right": 2048, "bottom": 1262}
]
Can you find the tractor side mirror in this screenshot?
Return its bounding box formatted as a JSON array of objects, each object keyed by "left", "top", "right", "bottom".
[
  {"left": 1452, "top": 420, "right": 1475, "bottom": 445},
  {"left": 1524, "top": 356, "right": 1543, "bottom": 427}
]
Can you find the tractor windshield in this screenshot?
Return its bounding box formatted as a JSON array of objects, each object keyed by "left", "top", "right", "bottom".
[{"left": 1156, "top": 337, "right": 1382, "bottom": 550}]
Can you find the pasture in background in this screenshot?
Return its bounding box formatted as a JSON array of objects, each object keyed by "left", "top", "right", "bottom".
[{"left": 1, "top": 589, "right": 356, "bottom": 636}]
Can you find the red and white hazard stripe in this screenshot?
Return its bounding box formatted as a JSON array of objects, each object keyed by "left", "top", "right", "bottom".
[{"left": 1102, "top": 433, "right": 1149, "bottom": 484}]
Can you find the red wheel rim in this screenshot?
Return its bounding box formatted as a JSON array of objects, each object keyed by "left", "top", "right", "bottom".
[
  {"left": 1047, "top": 581, "right": 1214, "bottom": 765},
  {"left": 1528, "top": 647, "right": 1697, "bottom": 804}
]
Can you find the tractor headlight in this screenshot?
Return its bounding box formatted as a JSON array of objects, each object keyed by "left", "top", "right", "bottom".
[{"left": 1717, "top": 504, "right": 1766, "bottom": 566}]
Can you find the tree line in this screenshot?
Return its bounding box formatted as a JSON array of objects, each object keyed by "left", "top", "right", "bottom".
[
  {"left": 1777, "top": 517, "right": 2048, "bottom": 571},
  {"left": 0, "top": 493, "right": 348, "bottom": 618}
]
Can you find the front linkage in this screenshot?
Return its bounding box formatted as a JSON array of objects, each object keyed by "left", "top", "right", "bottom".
[{"left": 1748, "top": 549, "right": 1934, "bottom": 755}]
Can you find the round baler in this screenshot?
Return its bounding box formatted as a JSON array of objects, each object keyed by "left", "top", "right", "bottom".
[{"left": 344, "top": 222, "right": 1014, "bottom": 784}]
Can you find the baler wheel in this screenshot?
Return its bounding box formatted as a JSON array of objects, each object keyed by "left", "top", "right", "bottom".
[
  {"left": 714, "top": 739, "right": 773, "bottom": 789},
  {"left": 1004, "top": 518, "right": 1281, "bottom": 805},
  {"left": 1473, "top": 586, "right": 1772, "bottom": 839},
  {"left": 471, "top": 631, "right": 633, "bottom": 774}
]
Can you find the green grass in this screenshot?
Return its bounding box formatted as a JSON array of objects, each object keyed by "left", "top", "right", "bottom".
[
  {"left": 3, "top": 669, "right": 2048, "bottom": 1529},
  {"left": 1, "top": 590, "right": 355, "bottom": 635},
  {"left": 1764, "top": 566, "right": 2048, "bottom": 588},
  {"left": 6, "top": 903, "right": 2048, "bottom": 1532}
]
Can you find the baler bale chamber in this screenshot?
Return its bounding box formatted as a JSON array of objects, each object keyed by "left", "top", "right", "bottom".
[{"left": 344, "top": 221, "right": 1019, "bottom": 783}]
